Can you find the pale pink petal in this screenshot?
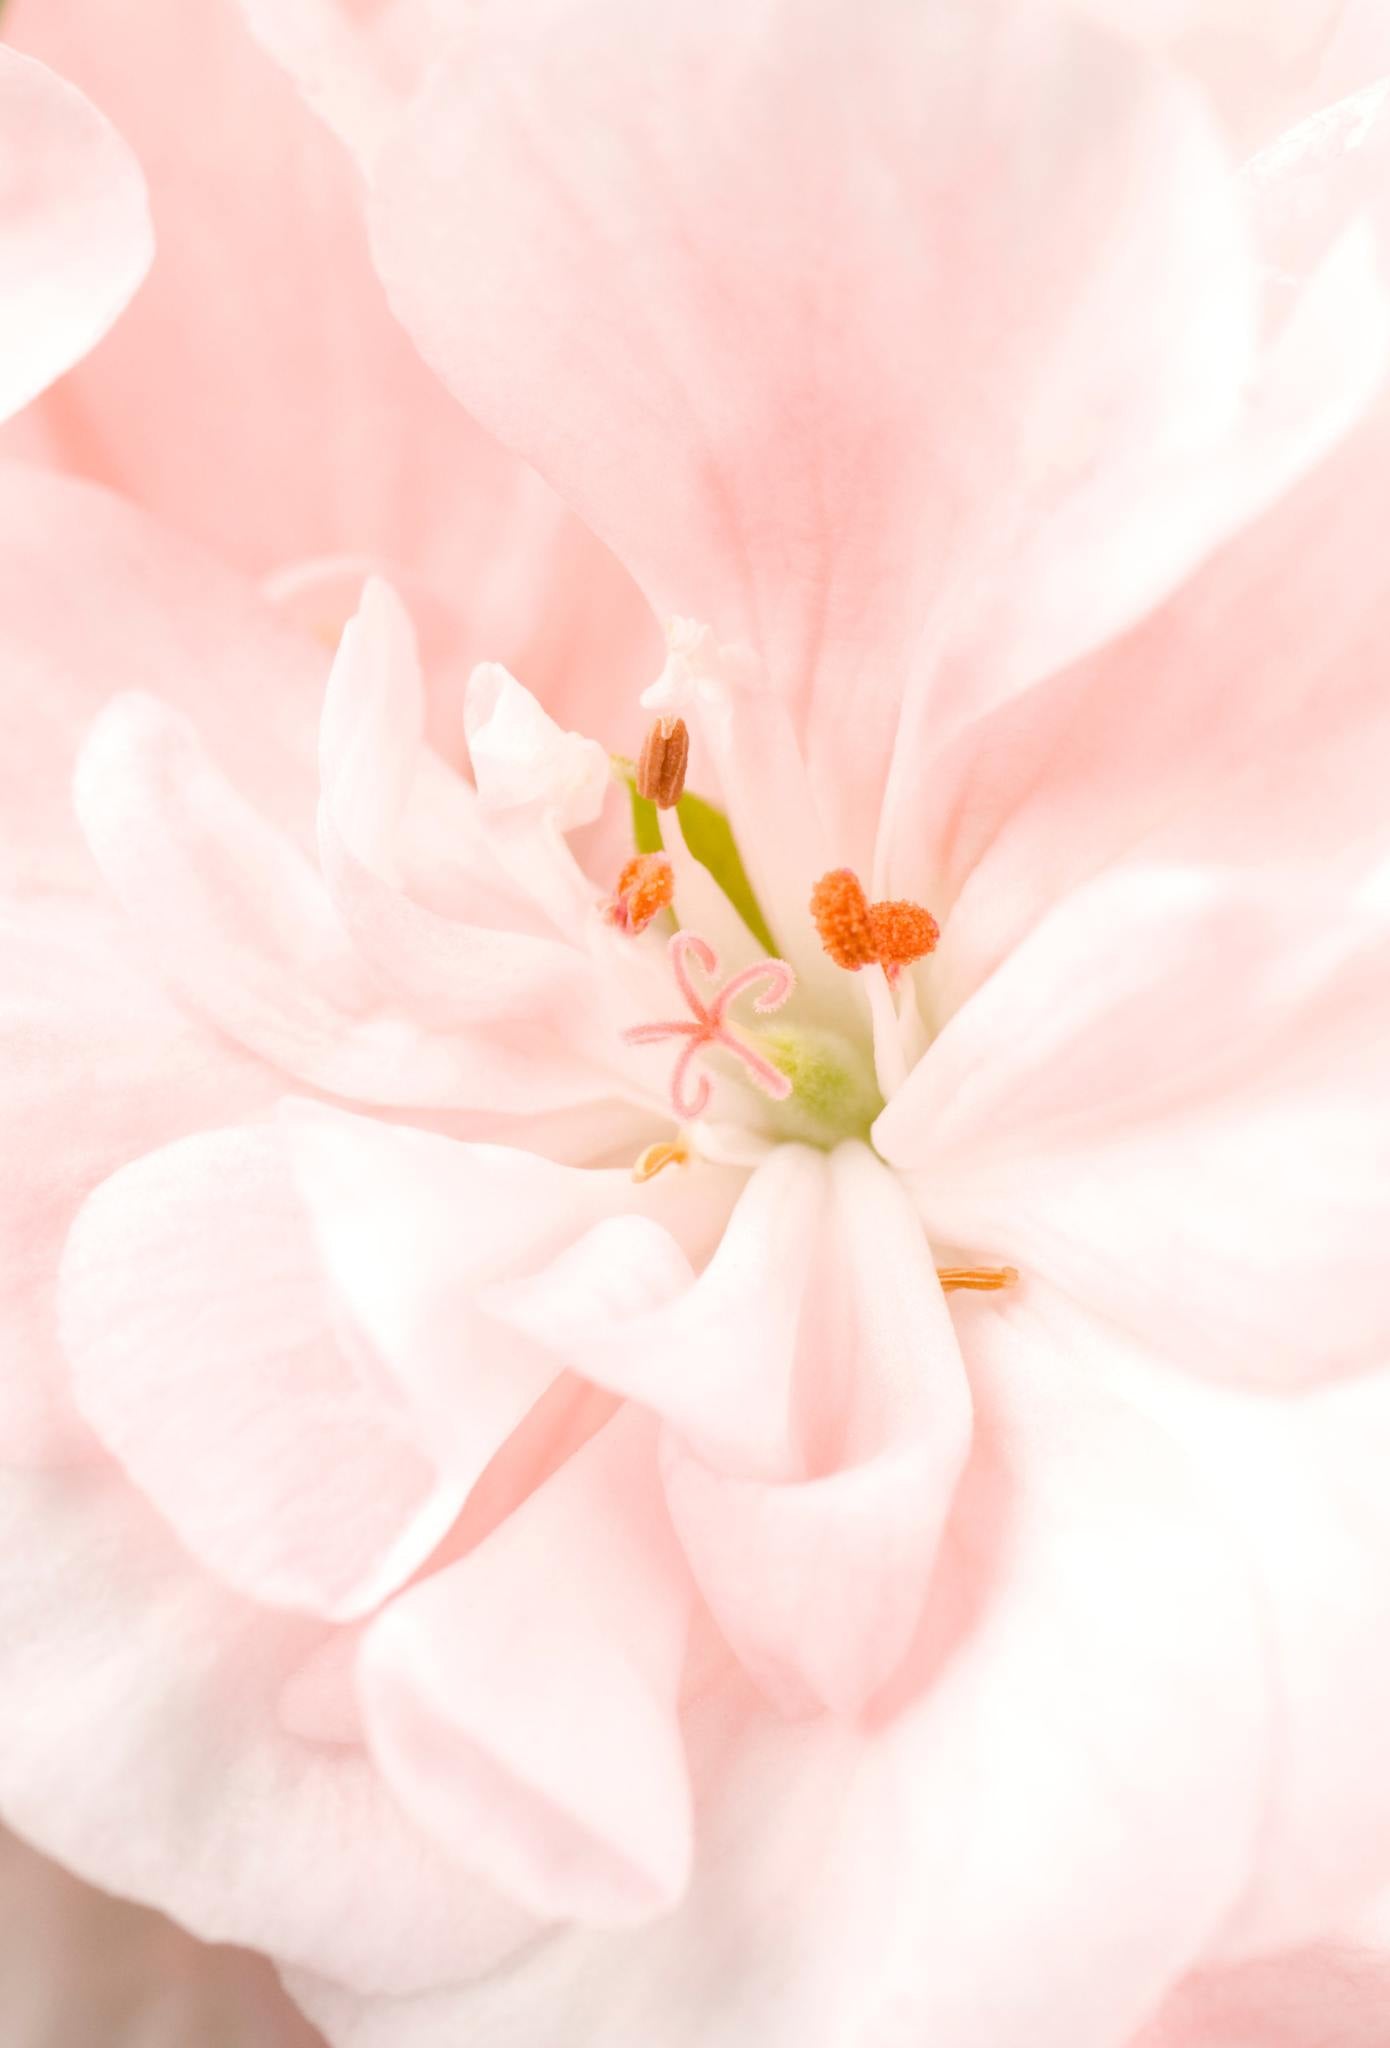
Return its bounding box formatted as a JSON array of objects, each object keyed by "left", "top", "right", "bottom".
[
  {"left": 876, "top": 865, "right": 1390, "bottom": 1387},
  {"left": 5, "top": 0, "right": 658, "bottom": 747},
  {"left": 0, "top": 1823, "right": 325, "bottom": 2048},
  {"left": 318, "top": 580, "right": 598, "bottom": 1025},
  {"left": 0, "top": 46, "right": 151, "bottom": 423},
  {"left": 1147, "top": 1362, "right": 1390, "bottom": 1954},
  {"left": 916, "top": 396, "right": 1390, "bottom": 1018},
  {"left": 278, "top": 1628, "right": 369, "bottom": 1751},
  {"left": 320, "top": 576, "right": 423, "bottom": 875},
  {"left": 465, "top": 662, "right": 610, "bottom": 833},
  {"left": 0, "top": 468, "right": 328, "bottom": 1464},
  {"left": 661, "top": 1142, "right": 971, "bottom": 1717},
  {"left": 236, "top": 0, "right": 466, "bottom": 170},
  {"left": 280, "top": 1102, "right": 738, "bottom": 1478},
  {"left": 366, "top": 0, "right": 1342, "bottom": 862},
  {"left": 1134, "top": 1946, "right": 1390, "bottom": 2047},
  {"left": 59, "top": 1124, "right": 462, "bottom": 1620},
  {"left": 956, "top": 1301, "right": 1390, "bottom": 1965},
  {"left": 480, "top": 1143, "right": 822, "bottom": 1478},
  {"left": 234, "top": 0, "right": 411, "bottom": 167},
  {"left": 360, "top": 1409, "right": 695, "bottom": 1927},
  {"left": 1, "top": 0, "right": 487, "bottom": 583},
  {"left": 462, "top": 662, "right": 621, "bottom": 933},
  {"left": 0, "top": 463, "right": 321, "bottom": 889},
  {"left": 74, "top": 692, "right": 611, "bottom": 1112},
  {"left": 290, "top": 1304, "right": 1266, "bottom": 2047},
  {"left": 0, "top": 901, "right": 279, "bottom": 1468},
  {"left": 1074, "top": 0, "right": 1390, "bottom": 154},
  {"left": 488, "top": 1143, "right": 970, "bottom": 1717},
  {"left": 0, "top": 1467, "right": 536, "bottom": 1992}
]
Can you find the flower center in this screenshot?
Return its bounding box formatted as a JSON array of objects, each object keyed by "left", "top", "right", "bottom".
[
  {"left": 605, "top": 708, "right": 1015, "bottom": 1294},
  {"left": 623, "top": 931, "right": 796, "bottom": 1120},
  {"left": 609, "top": 722, "right": 936, "bottom": 1150}
]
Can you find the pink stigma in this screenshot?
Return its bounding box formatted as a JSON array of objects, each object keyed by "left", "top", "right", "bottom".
[{"left": 624, "top": 931, "right": 796, "bottom": 1120}]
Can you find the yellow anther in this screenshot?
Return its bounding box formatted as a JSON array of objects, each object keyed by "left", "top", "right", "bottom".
[
  {"left": 632, "top": 1139, "right": 689, "bottom": 1183},
  {"left": 936, "top": 1265, "right": 1019, "bottom": 1293}
]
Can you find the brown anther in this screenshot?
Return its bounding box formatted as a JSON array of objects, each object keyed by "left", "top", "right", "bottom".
[
  {"left": 604, "top": 852, "right": 674, "bottom": 935},
  {"left": 636, "top": 715, "right": 690, "bottom": 809},
  {"left": 810, "top": 868, "right": 939, "bottom": 979},
  {"left": 809, "top": 868, "right": 878, "bottom": 970},
  {"left": 632, "top": 1138, "right": 689, "bottom": 1183},
  {"left": 936, "top": 1265, "right": 1019, "bottom": 1293}
]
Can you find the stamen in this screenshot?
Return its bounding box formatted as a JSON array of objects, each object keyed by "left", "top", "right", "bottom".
[
  {"left": 810, "top": 868, "right": 939, "bottom": 981},
  {"left": 631, "top": 1138, "right": 689, "bottom": 1183},
  {"left": 624, "top": 930, "right": 796, "bottom": 1120},
  {"left": 809, "top": 868, "right": 878, "bottom": 970},
  {"left": 868, "top": 899, "right": 940, "bottom": 982},
  {"left": 636, "top": 715, "right": 690, "bottom": 809},
  {"left": 936, "top": 1265, "right": 1019, "bottom": 1293},
  {"left": 604, "top": 852, "right": 674, "bottom": 934}
]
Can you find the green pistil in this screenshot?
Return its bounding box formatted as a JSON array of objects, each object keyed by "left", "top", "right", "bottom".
[
  {"left": 613, "top": 757, "right": 777, "bottom": 954},
  {"left": 759, "top": 1025, "right": 883, "bottom": 1147}
]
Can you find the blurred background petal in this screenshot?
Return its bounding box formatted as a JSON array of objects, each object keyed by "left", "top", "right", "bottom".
[{"left": 0, "top": 1825, "right": 325, "bottom": 2047}]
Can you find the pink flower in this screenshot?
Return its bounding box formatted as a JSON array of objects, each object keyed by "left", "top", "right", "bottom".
[{"left": 5, "top": 5, "right": 1390, "bottom": 2048}]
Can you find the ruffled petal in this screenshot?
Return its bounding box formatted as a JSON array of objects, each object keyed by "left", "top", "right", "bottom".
[
  {"left": 487, "top": 1143, "right": 971, "bottom": 1717},
  {"left": 0, "top": 463, "right": 322, "bottom": 890},
  {"left": 318, "top": 580, "right": 601, "bottom": 1025},
  {"left": 288, "top": 1303, "right": 1266, "bottom": 2048},
  {"left": 359, "top": 1409, "right": 695, "bottom": 1927},
  {"left": 60, "top": 1124, "right": 462, "bottom": 1619},
  {"left": 876, "top": 864, "right": 1390, "bottom": 1387},
  {"left": 365, "top": 0, "right": 1379, "bottom": 867},
  {"left": 0, "top": 1466, "right": 537, "bottom": 1992},
  {"left": 916, "top": 396, "right": 1390, "bottom": 1020},
  {"left": 0, "top": 897, "right": 281, "bottom": 1469},
  {"left": 0, "top": 45, "right": 151, "bottom": 422},
  {"left": 75, "top": 692, "right": 615, "bottom": 1112},
  {"left": 281, "top": 1102, "right": 738, "bottom": 1476},
  {"left": 0, "top": 468, "right": 329, "bottom": 1462},
  {"left": 7, "top": 0, "right": 658, "bottom": 748},
  {"left": 662, "top": 1143, "right": 971, "bottom": 1718},
  {"left": 480, "top": 1143, "right": 821, "bottom": 1479}
]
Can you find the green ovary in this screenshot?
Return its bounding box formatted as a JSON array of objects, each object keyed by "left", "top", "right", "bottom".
[{"left": 760, "top": 1025, "right": 884, "bottom": 1147}]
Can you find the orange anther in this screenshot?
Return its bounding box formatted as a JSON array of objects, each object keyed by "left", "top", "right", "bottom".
[
  {"left": 632, "top": 1139, "right": 689, "bottom": 1183},
  {"left": 605, "top": 853, "right": 674, "bottom": 935},
  {"left": 636, "top": 716, "right": 690, "bottom": 809},
  {"left": 810, "top": 868, "right": 939, "bottom": 979},
  {"left": 809, "top": 868, "right": 878, "bottom": 971},
  {"left": 867, "top": 898, "right": 940, "bottom": 978},
  {"left": 936, "top": 1266, "right": 1019, "bottom": 1293}
]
